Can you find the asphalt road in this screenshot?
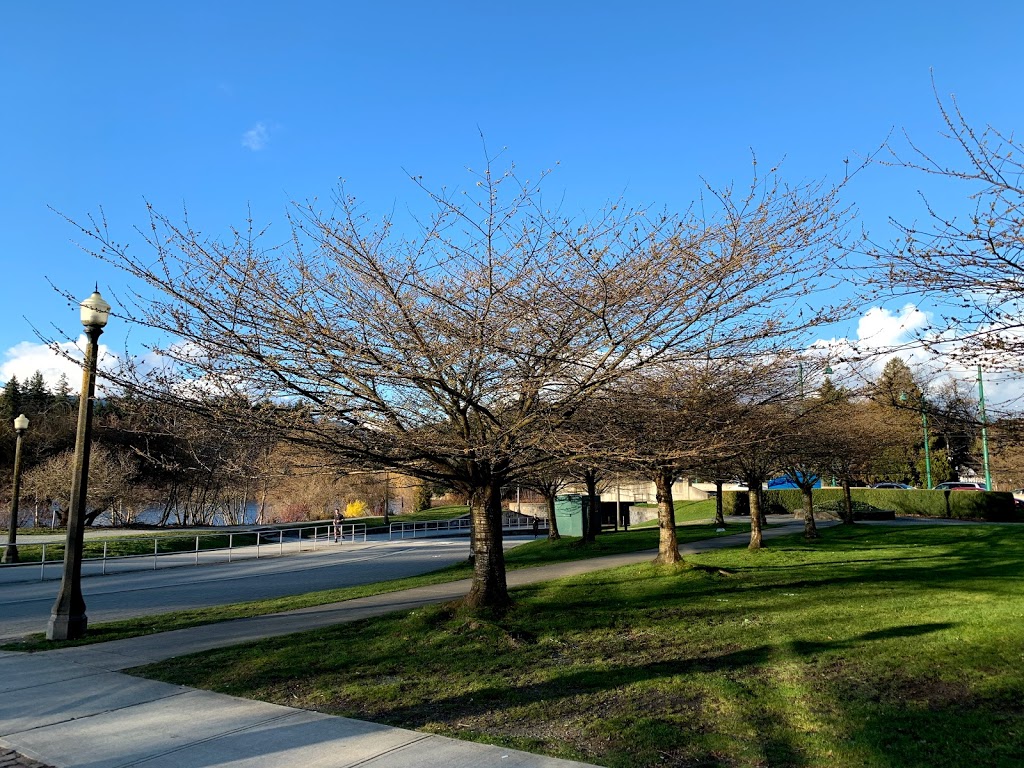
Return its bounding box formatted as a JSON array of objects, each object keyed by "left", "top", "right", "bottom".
[{"left": 0, "top": 535, "right": 536, "bottom": 641}]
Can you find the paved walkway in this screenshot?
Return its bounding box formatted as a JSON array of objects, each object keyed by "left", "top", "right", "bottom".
[{"left": 0, "top": 519, "right": 803, "bottom": 768}]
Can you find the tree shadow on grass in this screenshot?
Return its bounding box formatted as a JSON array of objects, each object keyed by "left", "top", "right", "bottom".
[
  {"left": 508, "top": 556, "right": 986, "bottom": 638},
  {"left": 788, "top": 622, "right": 955, "bottom": 657},
  {"left": 370, "top": 620, "right": 955, "bottom": 725},
  {"left": 354, "top": 619, "right": 959, "bottom": 768}
]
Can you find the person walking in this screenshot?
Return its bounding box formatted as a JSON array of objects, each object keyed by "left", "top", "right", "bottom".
[{"left": 333, "top": 507, "right": 342, "bottom": 543}]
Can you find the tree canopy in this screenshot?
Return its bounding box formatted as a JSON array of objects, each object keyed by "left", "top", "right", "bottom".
[{"left": 61, "top": 155, "right": 854, "bottom": 608}]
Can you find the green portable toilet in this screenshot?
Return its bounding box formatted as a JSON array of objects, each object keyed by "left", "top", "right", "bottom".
[{"left": 554, "top": 493, "right": 591, "bottom": 537}]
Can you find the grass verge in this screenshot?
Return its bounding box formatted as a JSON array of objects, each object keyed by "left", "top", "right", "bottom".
[
  {"left": 3, "top": 521, "right": 749, "bottom": 651},
  {"left": 353, "top": 504, "right": 471, "bottom": 529},
  {"left": 630, "top": 498, "right": 721, "bottom": 527},
  {"left": 133, "top": 524, "right": 1024, "bottom": 768}
]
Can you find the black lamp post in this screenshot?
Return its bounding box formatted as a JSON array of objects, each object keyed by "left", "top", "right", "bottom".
[
  {"left": 2, "top": 413, "right": 29, "bottom": 564},
  {"left": 47, "top": 289, "right": 110, "bottom": 640}
]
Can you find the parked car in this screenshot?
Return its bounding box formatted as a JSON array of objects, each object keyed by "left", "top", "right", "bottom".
[
  {"left": 871, "top": 482, "right": 915, "bottom": 490},
  {"left": 767, "top": 473, "right": 822, "bottom": 490},
  {"left": 933, "top": 481, "right": 987, "bottom": 491}
]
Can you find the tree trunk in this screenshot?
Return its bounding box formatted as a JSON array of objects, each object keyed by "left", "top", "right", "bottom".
[
  {"left": 714, "top": 480, "right": 725, "bottom": 526},
  {"left": 748, "top": 487, "right": 763, "bottom": 550},
  {"left": 841, "top": 475, "right": 855, "bottom": 525},
  {"left": 545, "top": 493, "right": 561, "bottom": 540},
  {"left": 467, "top": 500, "right": 476, "bottom": 563},
  {"left": 465, "top": 479, "right": 511, "bottom": 610},
  {"left": 801, "top": 486, "right": 818, "bottom": 539},
  {"left": 583, "top": 469, "right": 600, "bottom": 542},
  {"left": 653, "top": 468, "right": 681, "bottom": 564},
  {"left": 258, "top": 477, "right": 270, "bottom": 525}
]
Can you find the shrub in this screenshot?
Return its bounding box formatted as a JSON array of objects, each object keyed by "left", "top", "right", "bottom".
[
  {"left": 722, "top": 488, "right": 1019, "bottom": 521},
  {"left": 267, "top": 503, "right": 311, "bottom": 523},
  {"left": 414, "top": 484, "right": 433, "bottom": 513},
  {"left": 345, "top": 500, "right": 368, "bottom": 518},
  {"left": 814, "top": 499, "right": 894, "bottom": 521}
]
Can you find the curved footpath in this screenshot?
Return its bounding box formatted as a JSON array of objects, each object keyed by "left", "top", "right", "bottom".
[{"left": 0, "top": 519, "right": 808, "bottom": 768}]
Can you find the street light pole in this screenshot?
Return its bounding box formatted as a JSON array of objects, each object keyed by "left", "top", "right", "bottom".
[
  {"left": 921, "top": 407, "right": 932, "bottom": 490},
  {"left": 901, "top": 390, "right": 932, "bottom": 490},
  {"left": 47, "top": 289, "right": 110, "bottom": 641},
  {"left": 2, "top": 413, "right": 29, "bottom": 564},
  {"left": 977, "top": 365, "right": 992, "bottom": 490}
]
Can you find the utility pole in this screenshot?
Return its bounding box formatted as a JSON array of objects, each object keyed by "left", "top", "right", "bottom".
[{"left": 977, "top": 365, "right": 992, "bottom": 490}]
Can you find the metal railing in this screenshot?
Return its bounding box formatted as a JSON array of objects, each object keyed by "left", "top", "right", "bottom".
[
  {"left": 502, "top": 513, "right": 549, "bottom": 530},
  {"left": 0, "top": 522, "right": 367, "bottom": 583},
  {"left": 389, "top": 518, "right": 471, "bottom": 539},
  {"left": 389, "top": 514, "right": 548, "bottom": 539}
]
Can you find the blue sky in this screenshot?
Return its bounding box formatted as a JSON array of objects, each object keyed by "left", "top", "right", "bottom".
[{"left": 2, "top": 1, "right": 1023, "bottom": 403}]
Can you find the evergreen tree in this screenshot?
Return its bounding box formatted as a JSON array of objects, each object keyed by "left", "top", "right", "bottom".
[
  {"left": 54, "top": 373, "right": 72, "bottom": 404},
  {"left": 0, "top": 375, "right": 21, "bottom": 422},
  {"left": 817, "top": 376, "right": 849, "bottom": 405},
  {"left": 874, "top": 357, "right": 920, "bottom": 406},
  {"left": 23, "top": 371, "right": 50, "bottom": 416}
]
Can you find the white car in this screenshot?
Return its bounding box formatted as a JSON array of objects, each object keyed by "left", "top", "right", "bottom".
[{"left": 933, "top": 481, "right": 987, "bottom": 491}]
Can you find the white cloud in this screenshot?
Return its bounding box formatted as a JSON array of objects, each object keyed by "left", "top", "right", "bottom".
[
  {"left": 241, "top": 122, "right": 270, "bottom": 151},
  {"left": 807, "top": 304, "right": 1024, "bottom": 415},
  {"left": 1, "top": 338, "right": 118, "bottom": 395},
  {"left": 855, "top": 304, "right": 929, "bottom": 349}
]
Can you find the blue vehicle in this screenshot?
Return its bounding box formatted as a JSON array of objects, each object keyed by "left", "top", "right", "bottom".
[{"left": 767, "top": 473, "right": 821, "bottom": 490}]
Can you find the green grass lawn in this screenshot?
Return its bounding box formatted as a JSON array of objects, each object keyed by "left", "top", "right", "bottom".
[
  {"left": 353, "top": 504, "right": 471, "bottom": 529},
  {"left": 134, "top": 524, "right": 1024, "bottom": 768},
  {"left": 4, "top": 521, "right": 750, "bottom": 650},
  {"left": 631, "top": 498, "right": 721, "bottom": 527}
]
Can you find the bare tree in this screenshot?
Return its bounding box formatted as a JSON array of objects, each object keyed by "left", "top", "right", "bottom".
[
  {"left": 725, "top": 404, "right": 792, "bottom": 550},
  {"left": 778, "top": 385, "right": 854, "bottom": 540},
  {"left": 585, "top": 371, "right": 728, "bottom": 563},
  {"left": 587, "top": 355, "right": 805, "bottom": 559},
  {"left": 872, "top": 84, "right": 1024, "bottom": 375},
  {"left": 22, "top": 443, "right": 140, "bottom": 526},
  {"left": 576, "top": 466, "right": 609, "bottom": 543},
  {"left": 518, "top": 464, "right": 570, "bottom": 540},
  {"left": 989, "top": 419, "right": 1024, "bottom": 490},
  {"left": 60, "top": 153, "right": 853, "bottom": 610},
  {"left": 779, "top": 460, "right": 822, "bottom": 539},
  {"left": 817, "top": 392, "right": 907, "bottom": 524}
]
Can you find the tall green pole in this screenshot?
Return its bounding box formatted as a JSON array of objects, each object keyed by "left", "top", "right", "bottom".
[
  {"left": 921, "top": 407, "right": 932, "bottom": 490},
  {"left": 977, "top": 365, "right": 992, "bottom": 490}
]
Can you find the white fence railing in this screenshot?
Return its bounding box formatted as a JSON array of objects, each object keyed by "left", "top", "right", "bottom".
[{"left": 0, "top": 522, "right": 367, "bottom": 583}]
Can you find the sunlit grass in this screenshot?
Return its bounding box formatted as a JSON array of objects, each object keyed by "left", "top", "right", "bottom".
[
  {"left": 136, "top": 524, "right": 1024, "bottom": 768},
  {"left": 4, "top": 521, "right": 748, "bottom": 650},
  {"left": 631, "top": 498, "right": 721, "bottom": 527}
]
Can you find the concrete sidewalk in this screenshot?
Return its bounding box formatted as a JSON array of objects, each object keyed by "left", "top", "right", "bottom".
[{"left": 0, "top": 520, "right": 802, "bottom": 768}]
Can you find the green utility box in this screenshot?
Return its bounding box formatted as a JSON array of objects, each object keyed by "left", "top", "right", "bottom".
[{"left": 554, "top": 493, "right": 592, "bottom": 537}]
